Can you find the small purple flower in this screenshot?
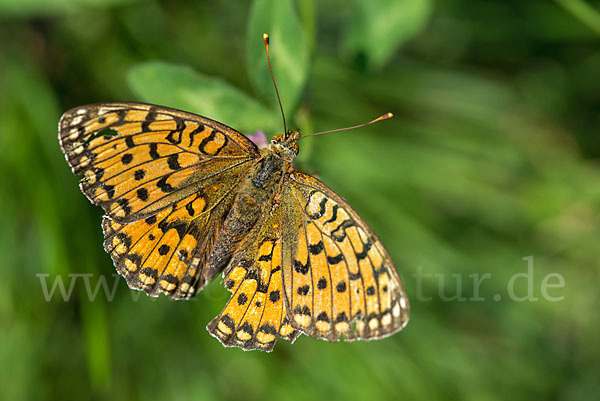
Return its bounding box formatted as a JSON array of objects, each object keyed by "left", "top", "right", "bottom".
[{"left": 247, "top": 131, "right": 269, "bottom": 149}]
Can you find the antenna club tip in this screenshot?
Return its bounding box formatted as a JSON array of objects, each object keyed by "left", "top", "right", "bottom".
[
  {"left": 263, "top": 33, "right": 270, "bottom": 44},
  {"left": 372, "top": 112, "right": 393, "bottom": 123}
]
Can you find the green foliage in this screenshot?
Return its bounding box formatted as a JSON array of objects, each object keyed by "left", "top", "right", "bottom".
[
  {"left": 128, "top": 61, "right": 278, "bottom": 133},
  {"left": 0, "top": 0, "right": 134, "bottom": 17},
  {"left": 343, "top": 0, "right": 433, "bottom": 69},
  {"left": 1, "top": 0, "right": 600, "bottom": 400},
  {"left": 555, "top": 0, "right": 600, "bottom": 35},
  {"left": 247, "top": 0, "right": 309, "bottom": 120}
]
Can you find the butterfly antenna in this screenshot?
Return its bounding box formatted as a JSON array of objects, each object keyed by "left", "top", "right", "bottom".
[
  {"left": 299, "top": 112, "right": 394, "bottom": 140},
  {"left": 263, "top": 33, "right": 287, "bottom": 133}
]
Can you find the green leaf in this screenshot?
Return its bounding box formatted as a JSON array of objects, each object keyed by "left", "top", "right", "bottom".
[
  {"left": 344, "top": 0, "right": 433, "bottom": 69},
  {"left": 247, "top": 0, "right": 310, "bottom": 123},
  {"left": 127, "top": 61, "right": 278, "bottom": 134},
  {"left": 555, "top": 0, "right": 600, "bottom": 36}
]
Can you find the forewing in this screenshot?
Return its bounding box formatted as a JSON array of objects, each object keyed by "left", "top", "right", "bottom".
[
  {"left": 59, "top": 103, "right": 260, "bottom": 299},
  {"left": 207, "top": 204, "right": 299, "bottom": 352},
  {"left": 58, "top": 102, "right": 259, "bottom": 223},
  {"left": 281, "top": 171, "right": 409, "bottom": 341}
]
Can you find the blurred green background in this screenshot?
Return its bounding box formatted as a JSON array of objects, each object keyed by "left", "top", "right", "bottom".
[{"left": 1, "top": 0, "right": 600, "bottom": 400}]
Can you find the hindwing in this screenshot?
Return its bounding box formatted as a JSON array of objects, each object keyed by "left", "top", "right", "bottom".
[
  {"left": 207, "top": 203, "right": 299, "bottom": 351},
  {"left": 281, "top": 171, "right": 409, "bottom": 341}
]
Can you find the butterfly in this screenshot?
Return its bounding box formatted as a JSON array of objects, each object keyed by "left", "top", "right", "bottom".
[{"left": 58, "top": 38, "right": 409, "bottom": 352}]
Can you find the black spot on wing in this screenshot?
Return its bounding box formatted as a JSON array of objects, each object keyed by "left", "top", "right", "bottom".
[
  {"left": 327, "top": 254, "right": 343, "bottom": 264},
  {"left": 103, "top": 184, "right": 115, "bottom": 199},
  {"left": 316, "top": 312, "right": 330, "bottom": 322},
  {"left": 136, "top": 188, "right": 149, "bottom": 201},
  {"left": 258, "top": 253, "right": 272, "bottom": 262},
  {"left": 297, "top": 285, "right": 310, "bottom": 296},
  {"left": 157, "top": 176, "right": 174, "bottom": 193},
  {"left": 294, "top": 259, "right": 309, "bottom": 275},
  {"left": 259, "top": 323, "right": 277, "bottom": 335},
  {"left": 308, "top": 241, "right": 324, "bottom": 255},
  {"left": 134, "top": 169, "right": 145, "bottom": 181},
  {"left": 237, "top": 293, "right": 248, "bottom": 305},
  {"left": 157, "top": 219, "right": 169, "bottom": 233},
  {"left": 317, "top": 277, "right": 328, "bottom": 290},
  {"left": 149, "top": 143, "right": 160, "bottom": 160},
  {"left": 167, "top": 153, "right": 181, "bottom": 170},
  {"left": 325, "top": 204, "right": 338, "bottom": 224},
  {"left": 125, "top": 136, "right": 135, "bottom": 148},
  {"left": 121, "top": 153, "right": 133, "bottom": 165},
  {"left": 115, "top": 232, "right": 131, "bottom": 249},
  {"left": 141, "top": 111, "right": 157, "bottom": 132},
  {"left": 269, "top": 290, "right": 280, "bottom": 302},
  {"left": 185, "top": 202, "right": 195, "bottom": 216},
  {"left": 294, "top": 305, "right": 311, "bottom": 316},
  {"left": 198, "top": 130, "right": 215, "bottom": 153},
  {"left": 188, "top": 124, "right": 206, "bottom": 147},
  {"left": 307, "top": 195, "right": 327, "bottom": 219},
  {"left": 335, "top": 312, "right": 348, "bottom": 323},
  {"left": 238, "top": 322, "right": 254, "bottom": 337}
]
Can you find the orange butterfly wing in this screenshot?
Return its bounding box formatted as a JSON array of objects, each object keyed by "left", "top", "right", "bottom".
[
  {"left": 59, "top": 103, "right": 260, "bottom": 298},
  {"left": 207, "top": 202, "right": 299, "bottom": 351},
  {"left": 281, "top": 171, "right": 409, "bottom": 341}
]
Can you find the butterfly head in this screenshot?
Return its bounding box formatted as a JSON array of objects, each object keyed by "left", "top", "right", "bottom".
[{"left": 269, "top": 129, "right": 300, "bottom": 161}]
